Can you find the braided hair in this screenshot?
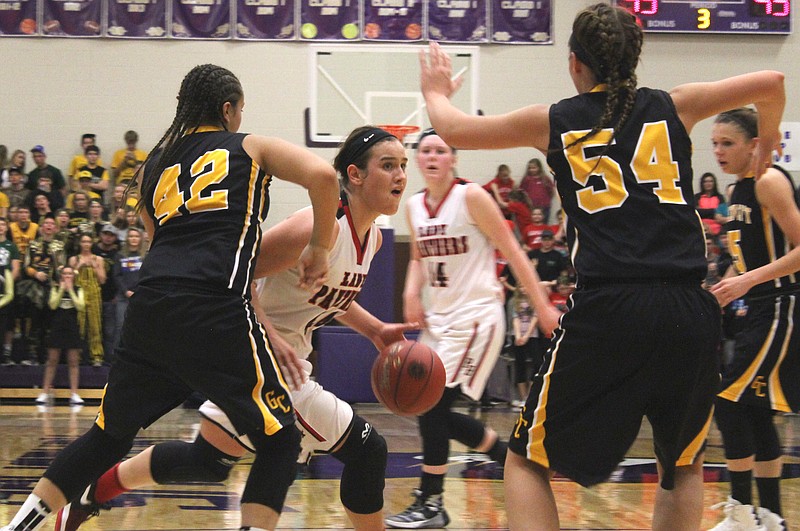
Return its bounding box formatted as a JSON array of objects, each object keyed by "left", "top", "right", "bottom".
[
  {"left": 564, "top": 3, "right": 643, "bottom": 152},
  {"left": 132, "top": 64, "right": 243, "bottom": 211}
]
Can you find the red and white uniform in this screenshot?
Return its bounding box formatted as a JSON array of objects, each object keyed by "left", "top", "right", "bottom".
[
  {"left": 408, "top": 179, "right": 505, "bottom": 400},
  {"left": 201, "top": 200, "right": 380, "bottom": 453}
]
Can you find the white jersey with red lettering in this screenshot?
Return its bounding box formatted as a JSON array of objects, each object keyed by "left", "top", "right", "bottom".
[
  {"left": 408, "top": 179, "right": 505, "bottom": 400},
  {"left": 260, "top": 199, "right": 379, "bottom": 359},
  {"left": 200, "top": 196, "right": 380, "bottom": 454},
  {"left": 408, "top": 178, "right": 503, "bottom": 315}
]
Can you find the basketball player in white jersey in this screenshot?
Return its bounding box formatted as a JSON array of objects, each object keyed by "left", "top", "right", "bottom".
[
  {"left": 55, "top": 126, "right": 415, "bottom": 531},
  {"left": 385, "top": 129, "right": 559, "bottom": 529}
]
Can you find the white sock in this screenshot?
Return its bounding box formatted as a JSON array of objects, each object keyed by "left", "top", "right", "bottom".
[
  {"left": 240, "top": 527, "right": 270, "bottom": 531},
  {"left": 6, "top": 494, "right": 51, "bottom": 530}
]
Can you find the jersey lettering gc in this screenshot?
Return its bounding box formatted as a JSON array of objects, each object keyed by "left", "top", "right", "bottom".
[
  {"left": 547, "top": 87, "right": 706, "bottom": 282},
  {"left": 140, "top": 130, "right": 270, "bottom": 297}
]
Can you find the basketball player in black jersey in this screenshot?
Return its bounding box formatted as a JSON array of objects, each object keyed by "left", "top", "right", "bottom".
[
  {"left": 705, "top": 108, "right": 800, "bottom": 531},
  {"left": 1, "top": 64, "right": 340, "bottom": 531},
  {"left": 419, "top": 3, "right": 786, "bottom": 530}
]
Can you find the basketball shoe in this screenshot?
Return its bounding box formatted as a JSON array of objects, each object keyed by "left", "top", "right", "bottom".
[
  {"left": 755, "top": 507, "right": 786, "bottom": 531},
  {"left": 708, "top": 497, "right": 765, "bottom": 531},
  {"left": 54, "top": 483, "right": 109, "bottom": 531},
  {"left": 385, "top": 489, "right": 450, "bottom": 529}
]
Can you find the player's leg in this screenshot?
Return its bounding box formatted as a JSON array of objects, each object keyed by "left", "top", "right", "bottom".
[
  {"left": 331, "top": 415, "right": 387, "bottom": 531},
  {"left": 751, "top": 408, "right": 784, "bottom": 522},
  {"left": 652, "top": 457, "right": 704, "bottom": 531},
  {"left": 504, "top": 451, "right": 558, "bottom": 531}
]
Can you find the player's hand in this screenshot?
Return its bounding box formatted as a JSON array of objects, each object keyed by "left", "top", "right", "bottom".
[
  {"left": 419, "top": 42, "right": 464, "bottom": 100},
  {"left": 297, "top": 243, "right": 329, "bottom": 292},
  {"left": 372, "top": 321, "right": 422, "bottom": 351},
  {"left": 267, "top": 327, "right": 307, "bottom": 391},
  {"left": 753, "top": 129, "right": 782, "bottom": 178},
  {"left": 537, "top": 304, "right": 561, "bottom": 337},
  {"left": 710, "top": 274, "right": 753, "bottom": 308}
]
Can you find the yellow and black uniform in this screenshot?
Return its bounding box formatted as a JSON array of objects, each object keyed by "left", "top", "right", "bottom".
[
  {"left": 509, "top": 87, "right": 721, "bottom": 490},
  {"left": 99, "top": 129, "right": 294, "bottom": 441},
  {"left": 719, "top": 168, "right": 800, "bottom": 413}
]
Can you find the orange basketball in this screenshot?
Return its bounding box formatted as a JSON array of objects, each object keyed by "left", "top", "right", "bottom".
[
  {"left": 19, "top": 18, "right": 36, "bottom": 34},
  {"left": 371, "top": 340, "right": 446, "bottom": 416}
]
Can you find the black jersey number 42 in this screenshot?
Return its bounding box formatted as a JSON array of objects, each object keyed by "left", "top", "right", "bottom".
[
  {"left": 153, "top": 149, "right": 231, "bottom": 225},
  {"left": 562, "top": 122, "right": 688, "bottom": 214}
]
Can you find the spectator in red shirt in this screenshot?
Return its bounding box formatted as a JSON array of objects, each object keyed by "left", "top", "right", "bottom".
[
  {"left": 522, "top": 207, "right": 559, "bottom": 250},
  {"left": 507, "top": 189, "right": 533, "bottom": 235},
  {"left": 483, "top": 164, "right": 515, "bottom": 218},
  {"left": 519, "top": 158, "right": 555, "bottom": 222}
]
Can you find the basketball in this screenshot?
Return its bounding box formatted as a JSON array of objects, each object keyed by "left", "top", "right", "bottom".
[{"left": 371, "top": 340, "right": 446, "bottom": 416}]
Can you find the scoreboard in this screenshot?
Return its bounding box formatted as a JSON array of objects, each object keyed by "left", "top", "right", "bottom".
[{"left": 614, "top": 1, "right": 791, "bottom": 34}]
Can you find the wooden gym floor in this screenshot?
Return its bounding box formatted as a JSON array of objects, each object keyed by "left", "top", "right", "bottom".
[{"left": 0, "top": 400, "right": 797, "bottom": 530}]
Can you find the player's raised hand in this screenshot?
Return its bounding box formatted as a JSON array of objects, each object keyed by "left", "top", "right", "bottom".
[
  {"left": 753, "top": 129, "right": 782, "bottom": 179},
  {"left": 420, "top": 42, "right": 464, "bottom": 100}
]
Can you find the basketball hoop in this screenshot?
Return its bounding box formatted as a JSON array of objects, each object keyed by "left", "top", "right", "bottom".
[{"left": 379, "top": 125, "right": 421, "bottom": 145}]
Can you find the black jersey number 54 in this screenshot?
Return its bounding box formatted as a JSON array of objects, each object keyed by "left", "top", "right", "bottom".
[{"left": 562, "top": 122, "right": 687, "bottom": 214}]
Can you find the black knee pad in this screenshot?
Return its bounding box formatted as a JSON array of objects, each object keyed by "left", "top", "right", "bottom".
[
  {"left": 43, "top": 424, "right": 134, "bottom": 502},
  {"left": 241, "top": 424, "right": 301, "bottom": 513},
  {"left": 333, "top": 416, "right": 387, "bottom": 514},
  {"left": 151, "top": 434, "right": 240, "bottom": 484},
  {"left": 715, "top": 397, "right": 756, "bottom": 460},
  {"left": 752, "top": 409, "right": 782, "bottom": 462}
]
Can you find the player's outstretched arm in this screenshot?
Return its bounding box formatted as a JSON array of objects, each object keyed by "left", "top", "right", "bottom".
[{"left": 339, "top": 301, "right": 420, "bottom": 351}]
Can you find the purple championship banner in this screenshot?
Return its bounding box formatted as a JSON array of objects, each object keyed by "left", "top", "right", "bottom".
[
  {"left": 299, "top": 0, "right": 359, "bottom": 41},
  {"left": 615, "top": 0, "right": 791, "bottom": 34},
  {"left": 172, "top": 0, "right": 231, "bottom": 39},
  {"left": 0, "top": 0, "right": 37, "bottom": 35},
  {"left": 106, "top": 0, "right": 167, "bottom": 38},
  {"left": 363, "top": 0, "right": 422, "bottom": 42},
  {"left": 428, "top": 0, "right": 488, "bottom": 43},
  {"left": 42, "top": 0, "right": 102, "bottom": 36},
  {"left": 491, "top": 0, "right": 551, "bottom": 44},
  {"left": 236, "top": 0, "right": 294, "bottom": 39}
]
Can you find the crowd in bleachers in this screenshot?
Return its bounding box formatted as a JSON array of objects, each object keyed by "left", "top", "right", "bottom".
[{"left": 0, "top": 132, "right": 148, "bottom": 405}]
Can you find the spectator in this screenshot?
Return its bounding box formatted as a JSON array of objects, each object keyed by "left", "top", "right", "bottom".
[
  {"left": 529, "top": 229, "right": 569, "bottom": 289},
  {"left": 53, "top": 208, "right": 75, "bottom": 258},
  {"left": 37, "top": 265, "right": 86, "bottom": 406},
  {"left": 68, "top": 133, "right": 104, "bottom": 181},
  {"left": 1, "top": 166, "right": 29, "bottom": 209},
  {"left": 69, "top": 233, "right": 106, "bottom": 366},
  {"left": 0, "top": 145, "right": 7, "bottom": 170},
  {"left": 518, "top": 158, "right": 555, "bottom": 222},
  {"left": 0, "top": 217, "right": 21, "bottom": 365},
  {"left": 10, "top": 205, "right": 38, "bottom": 257},
  {"left": 27, "top": 146, "right": 68, "bottom": 197},
  {"left": 483, "top": 164, "right": 515, "bottom": 218},
  {"left": 67, "top": 172, "right": 103, "bottom": 210},
  {"left": 111, "top": 130, "right": 147, "bottom": 186},
  {"left": 0, "top": 150, "right": 26, "bottom": 188},
  {"left": 506, "top": 189, "right": 533, "bottom": 236},
  {"left": 509, "top": 286, "right": 541, "bottom": 409},
  {"left": 109, "top": 183, "right": 138, "bottom": 213},
  {"left": 67, "top": 190, "right": 92, "bottom": 236},
  {"left": 113, "top": 226, "right": 145, "bottom": 351},
  {"left": 88, "top": 199, "right": 108, "bottom": 237},
  {"left": 92, "top": 224, "right": 119, "bottom": 364},
  {"left": 26, "top": 172, "right": 65, "bottom": 212},
  {"left": 77, "top": 146, "right": 110, "bottom": 204},
  {"left": 20, "top": 214, "right": 62, "bottom": 364},
  {"left": 522, "top": 207, "right": 559, "bottom": 250},
  {"left": 695, "top": 171, "right": 728, "bottom": 237},
  {"left": 30, "top": 193, "right": 53, "bottom": 225}
]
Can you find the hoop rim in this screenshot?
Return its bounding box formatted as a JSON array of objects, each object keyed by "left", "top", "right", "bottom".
[{"left": 378, "top": 124, "right": 421, "bottom": 142}]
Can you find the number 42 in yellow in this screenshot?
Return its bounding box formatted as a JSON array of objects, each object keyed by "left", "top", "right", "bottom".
[{"left": 697, "top": 8, "right": 711, "bottom": 29}]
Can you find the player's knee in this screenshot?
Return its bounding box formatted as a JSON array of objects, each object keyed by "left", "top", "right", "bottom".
[
  {"left": 151, "top": 435, "right": 240, "bottom": 484},
  {"left": 241, "top": 425, "right": 301, "bottom": 513},
  {"left": 334, "top": 416, "right": 387, "bottom": 514}
]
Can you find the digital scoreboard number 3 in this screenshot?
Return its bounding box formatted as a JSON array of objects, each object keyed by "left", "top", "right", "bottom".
[{"left": 615, "top": 0, "right": 791, "bottom": 34}]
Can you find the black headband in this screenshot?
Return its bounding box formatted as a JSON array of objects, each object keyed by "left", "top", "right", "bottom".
[{"left": 339, "top": 127, "right": 396, "bottom": 169}]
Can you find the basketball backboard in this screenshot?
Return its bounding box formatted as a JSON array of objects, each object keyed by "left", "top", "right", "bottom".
[{"left": 305, "top": 44, "right": 480, "bottom": 148}]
